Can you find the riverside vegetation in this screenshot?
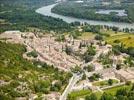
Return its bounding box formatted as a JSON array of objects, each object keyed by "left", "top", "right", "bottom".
[
  {"left": 52, "top": 0, "right": 134, "bottom": 23},
  {"left": 0, "top": 0, "right": 71, "bottom": 33}
]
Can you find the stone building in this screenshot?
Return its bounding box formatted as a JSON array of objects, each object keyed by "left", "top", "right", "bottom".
[{"left": 115, "top": 69, "right": 134, "bottom": 82}]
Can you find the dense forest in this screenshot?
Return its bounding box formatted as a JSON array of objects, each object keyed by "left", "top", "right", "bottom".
[
  {"left": 0, "top": 0, "right": 71, "bottom": 32},
  {"left": 0, "top": 0, "right": 55, "bottom": 9},
  {"left": 52, "top": 1, "right": 134, "bottom": 23},
  {"left": 127, "top": 5, "right": 134, "bottom": 22}
]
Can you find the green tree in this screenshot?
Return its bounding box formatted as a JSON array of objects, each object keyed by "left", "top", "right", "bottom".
[
  {"left": 131, "top": 84, "right": 134, "bottom": 91},
  {"left": 101, "top": 92, "right": 114, "bottom": 100},
  {"left": 85, "top": 93, "right": 97, "bottom": 100},
  {"left": 116, "top": 64, "right": 121, "bottom": 70},
  {"left": 65, "top": 45, "right": 73, "bottom": 55},
  {"left": 86, "top": 65, "right": 95, "bottom": 72},
  {"left": 108, "top": 79, "right": 113, "bottom": 85},
  {"left": 71, "top": 66, "right": 82, "bottom": 73},
  {"left": 116, "top": 88, "right": 128, "bottom": 97},
  {"left": 116, "top": 95, "right": 128, "bottom": 100},
  {"left": 82, "top": 73, "right": 86, "bottom": 80},
  {"left": 83, "top": 46, "right": 96, "bottom": 63},
  {"left": 95, "top": 35, "right": 103, "bottom": 40},
  {"left": 34, "top": 80, "right": 50, "bottom": 93},
  {"left": 27, "top": 51, "right": 38, "bottom": 58}
]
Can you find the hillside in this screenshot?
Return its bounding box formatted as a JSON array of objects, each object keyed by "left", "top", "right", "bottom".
[
  {"left": 0, "top": 0, "right": 71, "bottom": 32},
  {"left": 0, "top": 42, "right": 72, "bottom": 99},
  {"left": 0, "top": 0, "right": 134, "bottom": 100}
]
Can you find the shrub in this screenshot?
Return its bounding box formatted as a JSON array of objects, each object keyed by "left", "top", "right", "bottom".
[
  {"left": 34, "top": 80, "right": 50, "bottom": 93},
  {"left": 114, "top": 39, "right": 120, "bottom": 43},
  {"left": 108, "top": 79, "right": 113, "bottom": 86},
  {"left": 27, "top": 51, "right": 38, "bottom": 58},
  {"left": 95, "top": 35, "right": 103, "bottom": 40}
]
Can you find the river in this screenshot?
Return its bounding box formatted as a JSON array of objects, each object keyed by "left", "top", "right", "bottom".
[{"left": 36, "top": 4, "right": 134, "bottom": 29}]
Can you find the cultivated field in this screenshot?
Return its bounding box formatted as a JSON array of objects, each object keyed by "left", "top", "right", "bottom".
[{"left": 105, "top": 34, "right": 134, "bottom": 47}]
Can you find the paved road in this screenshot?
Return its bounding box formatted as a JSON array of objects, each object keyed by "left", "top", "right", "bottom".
[{"left": 60, "top": 74, "right": 83, "bottom": 100}]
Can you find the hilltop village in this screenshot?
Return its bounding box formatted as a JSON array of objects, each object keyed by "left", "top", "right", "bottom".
[
  {"left": 0, "top": 29, "right": 134, "bottom": 100},
  {"left": 0, "top": 0, "right": 134, "bottom": 100}
]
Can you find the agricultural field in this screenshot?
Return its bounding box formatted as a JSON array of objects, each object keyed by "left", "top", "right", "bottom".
[
  {"left": 101, "top": 30, "right": 127, "bottom": 36},
  {"left": 78, "top": 28, "right": 134, "bottom": 48},
  {"left": 105, "top": 33, "right": 134, "bottom": 47}
]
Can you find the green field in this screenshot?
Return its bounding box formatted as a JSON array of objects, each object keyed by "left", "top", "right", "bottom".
[
  {"left": 91, "top": 84, "right": 132, "bottom": 99},
  {"left": 68, "top": 84, "right": 132, "bottom": 100},
  {"left": 105, "top": 34, "right": 134, "bottom": 47},
  {"left": 68, "top": 89, "right": 91, "bottom": 100},
  {"left": 101, "top": 30, "right": 127, "bottom": 36},
  {"left": 92, "top": 79, "right": 119, "bottom": 87},
  {"left": 103, "top": 84, "right": 132, "bottom": 95},
  {"left": 78, "top": 29, "right": 134, "bottom": 48},
  {"left": 78, "top": 32, "right": 95, "bottom": 40}
]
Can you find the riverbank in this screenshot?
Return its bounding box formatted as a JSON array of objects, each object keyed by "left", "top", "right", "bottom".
[{"left": 36, "top": 4, "right": 134, "bottom": 29}]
